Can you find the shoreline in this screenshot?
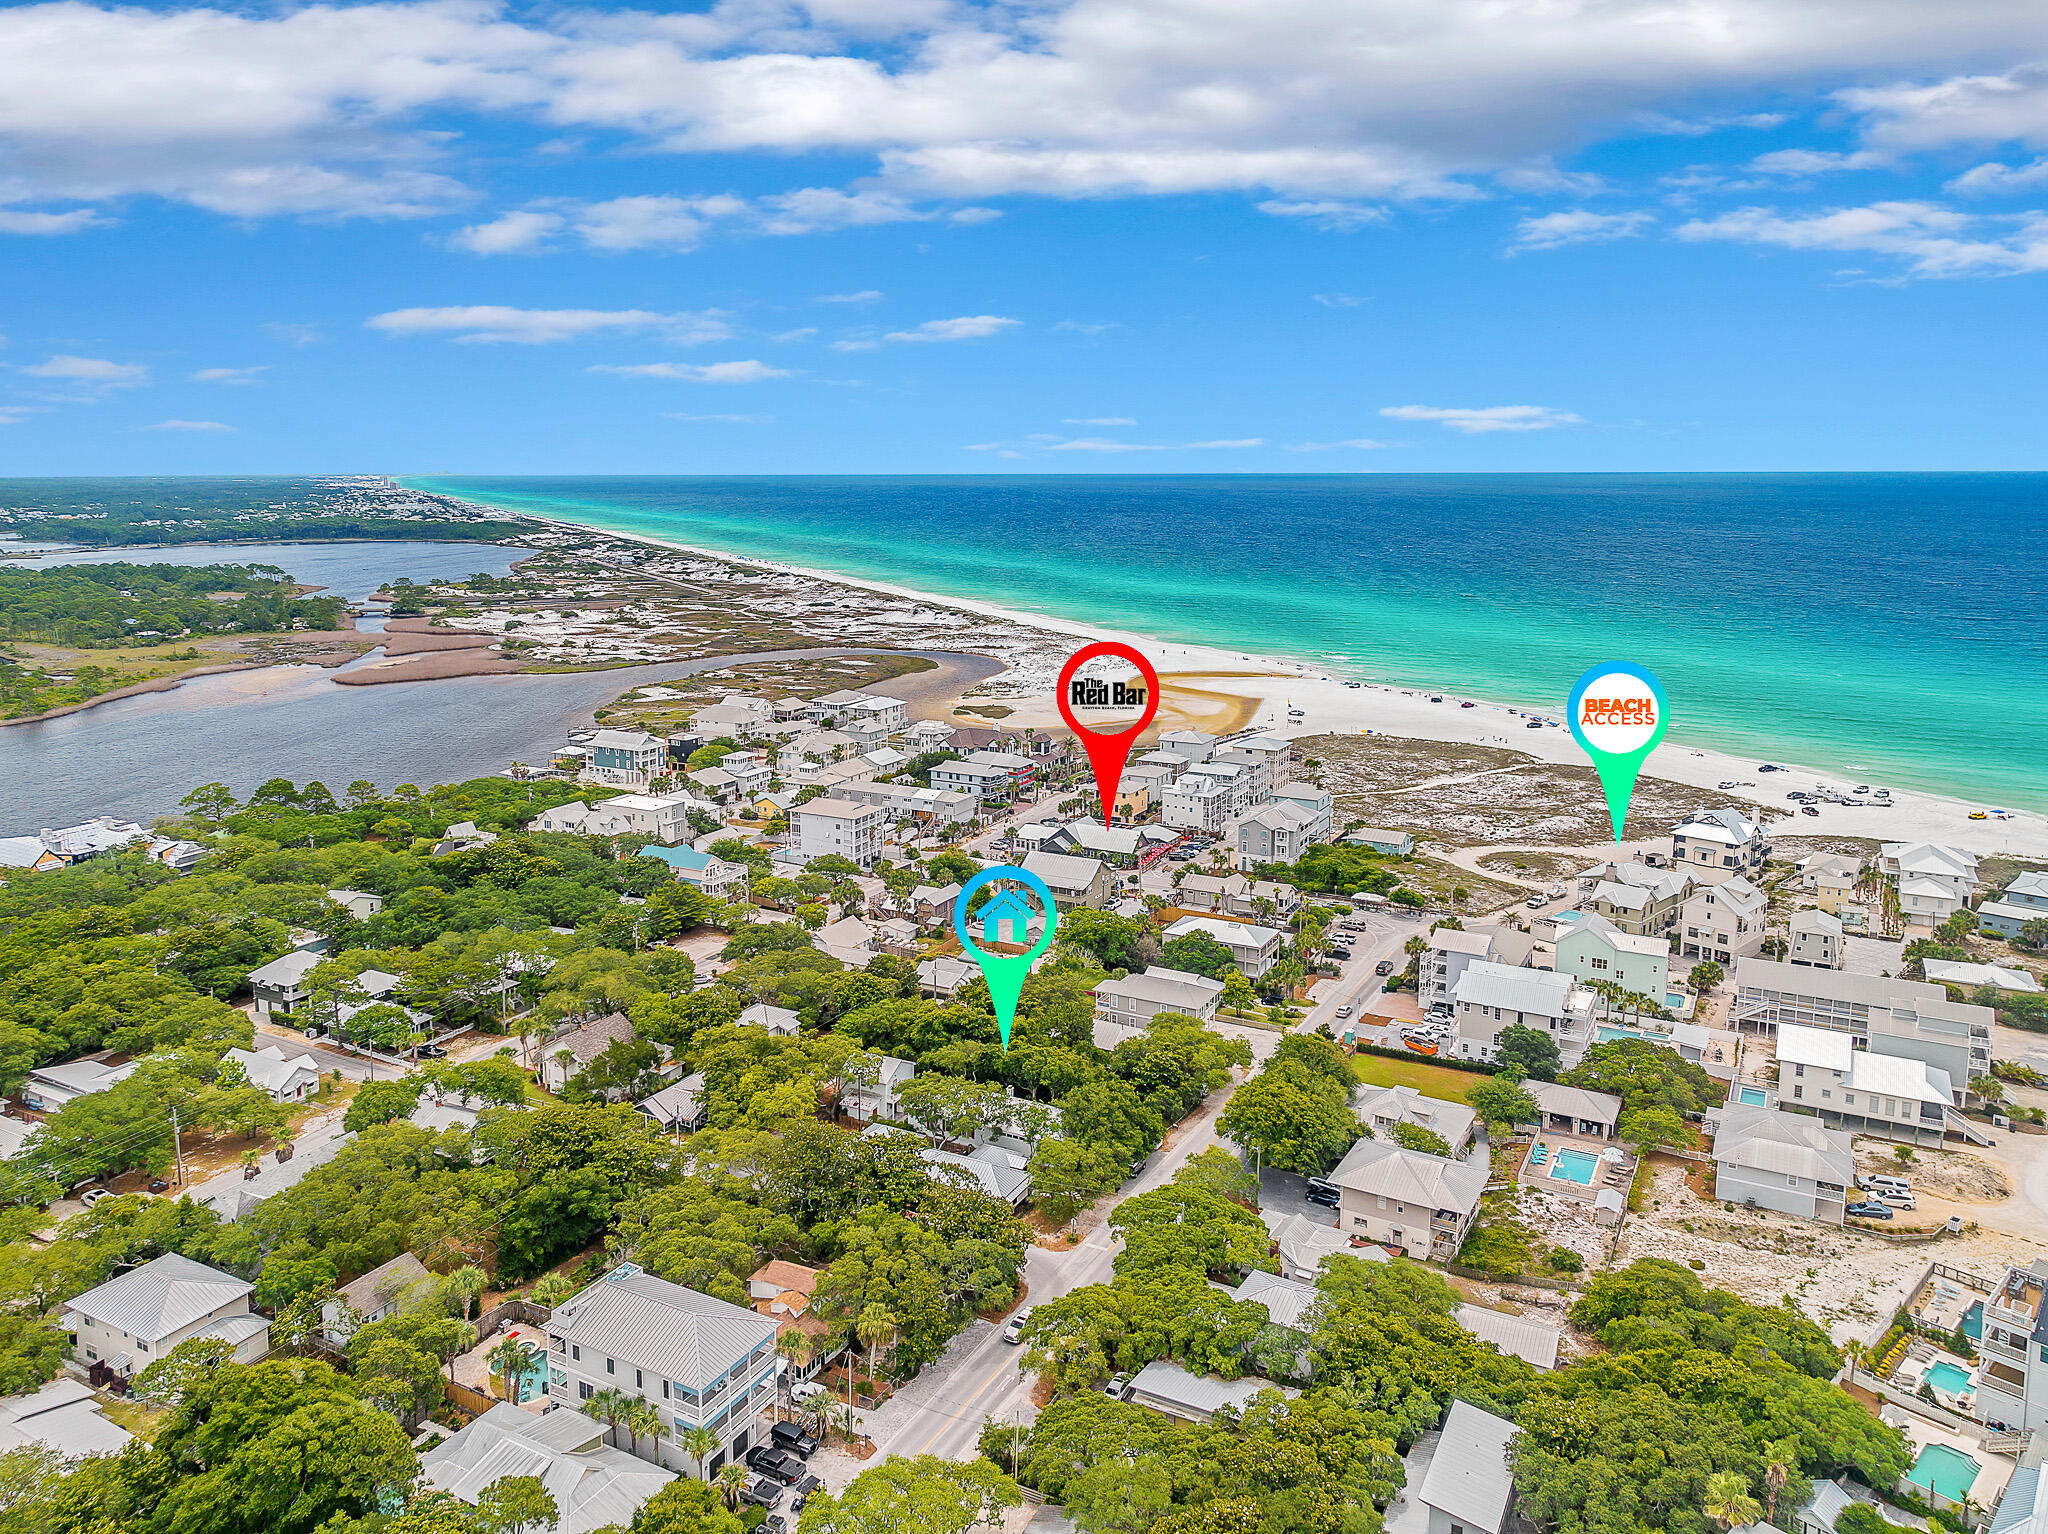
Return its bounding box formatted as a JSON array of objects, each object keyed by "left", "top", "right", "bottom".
[{"left": 426, "top": 491, "right": 2048, "bottom": 860}]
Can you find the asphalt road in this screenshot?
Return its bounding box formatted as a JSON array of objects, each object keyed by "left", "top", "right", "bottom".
[{"left": 825, "top": 1021, "right": 1288, "bottom": 1479}]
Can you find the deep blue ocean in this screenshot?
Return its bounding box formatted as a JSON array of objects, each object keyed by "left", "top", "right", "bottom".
[{"left": 392, "top": 472, "right": 2041, "bottom": 812}]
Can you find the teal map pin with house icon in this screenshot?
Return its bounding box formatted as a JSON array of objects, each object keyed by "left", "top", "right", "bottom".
[{"left": 953, "top": 866, "right": 1059, "bottom": 1050}]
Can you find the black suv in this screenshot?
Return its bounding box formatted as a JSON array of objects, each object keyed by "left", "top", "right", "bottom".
[
  {"left": 770, "top": 1421, "right": 818, "bottom": 1458},
  {"left": 746, "top": 1447, "right": 807, "bottom": 1485}
]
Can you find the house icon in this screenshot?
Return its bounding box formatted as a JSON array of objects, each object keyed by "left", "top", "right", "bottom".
[{"left": 980, "top": 889, "right": 1036, "bottom": 946}]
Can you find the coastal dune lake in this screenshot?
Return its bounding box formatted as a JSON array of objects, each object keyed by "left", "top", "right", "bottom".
[
  {"left": 0, "top": 646, "right": 996, "bottom": 828},
  {"left": 410, "top": 473, "right": 2048, "bottom": 812},
  {"left": 0, "top": 537, "right": 997, "bottom": 825}
]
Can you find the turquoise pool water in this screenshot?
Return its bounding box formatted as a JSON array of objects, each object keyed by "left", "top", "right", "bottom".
[
  {"left": 1924, "top": 1361, "right": 1974, "bottom": 1398},
  {"left": 1550, "top": 1149, "right": 1600, "bottom": 1185},
  {"left": 1738, "top": 1086, "right": 1768, "bottom": 1106},
  {"left": 1906, "top": 1443, "right": 1981, "bottom": 1501},
  {"left": 1965, "top": 1302, "right": 1985, "bottom": 1341}
]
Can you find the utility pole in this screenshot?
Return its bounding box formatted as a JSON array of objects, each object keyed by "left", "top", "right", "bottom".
[{"left": 170, "top": 1106, "right": 186, "bottom": 1187}]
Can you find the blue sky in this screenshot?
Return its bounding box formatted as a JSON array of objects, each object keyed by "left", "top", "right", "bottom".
[{"left": 7, "top": 0, "right": 2048, "bottom": 473}]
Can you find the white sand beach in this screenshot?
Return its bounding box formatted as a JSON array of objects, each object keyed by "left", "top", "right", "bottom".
[{"left": 490, "top": 506, "right": 2048, "bottom": 860}]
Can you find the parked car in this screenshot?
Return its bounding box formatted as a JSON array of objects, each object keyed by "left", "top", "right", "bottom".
[
  {"left": 1375, "top": 959, "right": 1393, "bottom": 976},
  {"left": 789, "top": 1380, "right": 827, "bottom": 1405},
  {"left": 1002, "top": 1307, "right": 1033, "bottom": 1344},
  {"left": 1305, "top": 1177, "right": 1340, "bottom": 1208},
  {"left": 415, "top": 1043, "right": 449, "bottom": 1059},
  {"left": 80, "top": 1188, "right": 112, "bottom": 1208},
  {"left": 1801, "top": 806, "right": 1821, "bottom": 817},
  {"left": 1860, "top": 1174, "right": 1911, "bottom": 1193},
  {"left": 1326, "top": 947, "right": 1351, "bottom": 960},
  {"left": 746, "top": 1448, "right": 807, "bottom": 1485},
  {"left": 1103, "top": 1373, "right": 1133, "bottom": 1400},
  {"left": 147, "top": 1178, "right": 170, "bottom": 1193},
  {"left": 791, "top": 1475, "right": 824, "bottom": 1509},
  {"left": 1525, "top": 894, "right": 1546, "bottom": 908},
  {"left": 1879, "top": 1189, "right": 1917, "bottom": 1210},
  {"left": 1845, "top": 1201, "right": 1894, "bottom": 1220},
  {"left": 765, "top": 1518, "right": 792, "bottom": 1534},
  {"left": 770, "top": 1421, "right": 818, "bottom": 1457},
  {"left": 739, "top": 1476, "right": 781, "bottom": 1508}
]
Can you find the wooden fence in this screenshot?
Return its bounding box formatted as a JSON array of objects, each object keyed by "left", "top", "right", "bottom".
[{"left": 445, "top": 1381, "right": 497, "bottom": 1417}]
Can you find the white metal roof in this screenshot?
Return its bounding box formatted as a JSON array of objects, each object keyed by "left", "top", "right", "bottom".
[
  {"left": 422, "top": 1402, "right": 674, "bottom": 1534},
  {"left": 1417, "top": 1399, "right": 1519, "bottom": 1534},
  {"left": 1774, "top": 1022, "right": 1856, "bottom": 1071},
  {"left": 1456, "top": 1304, "right": 1561, "bottom": 1369},
  {"left": 62, "top": 1253, "right": 252, "bottom": 1343},
  {"left": 1329, "top": 1138, "right": 1489, "bottom": 1213},
  {"left": 1453, "top": 960, "right": 1576, "bottom": 1018},
  {"left": 549, "top": 1269, "right": 775, "bottom": 1390},
  {"left": 1710, "top": 1103, "right": 1855, "bottom": 1184}
]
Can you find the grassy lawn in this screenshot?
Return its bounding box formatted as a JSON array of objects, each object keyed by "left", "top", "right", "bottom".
[
  {"left": 1350, "top": 1051, "right": 1488, "bottom": 1103},
  {"left": 98, "top": 1395, "right": 166, "bottom": 1441}
]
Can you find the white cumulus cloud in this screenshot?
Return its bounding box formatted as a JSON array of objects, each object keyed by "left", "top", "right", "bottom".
[
  {"left": 1676, "top": 200, "right": 2048, "bottom": 277},
  {"left": 1512, "top": 210, "right": 1653, "bottom": 250},
  {"left": 590, "top": 360, "right": 792, "bottom": 382},
  {"left": 881, "top": 315, "right": 1020, "bottom": 343},
  {"left": 367, "top": 306, "right": 731, "bottom": 344},
  {"left": 146, "top": 418, "right": 233, "bottom": 430},
  {"left": 18, "top": 354, "right": 148, "bottom": 386},
  {"left": 1379, "top": 404, "right": 1582, "bottom": 433},
  {"left": 191, "top": 366, "right": 269, "bottom": 383}
]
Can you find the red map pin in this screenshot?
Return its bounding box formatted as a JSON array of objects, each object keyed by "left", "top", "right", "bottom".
[{"left": 1057, "top": 641, "right": 1161, "bottom": 828}]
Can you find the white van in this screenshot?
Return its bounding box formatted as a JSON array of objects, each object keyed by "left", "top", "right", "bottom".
[
  {"left": 1880, "top": 1189, "right": 1917, "bottom": 1211},
  {"left": 1861, "top": 1174, "right": 1912, "bottom": 1195}
]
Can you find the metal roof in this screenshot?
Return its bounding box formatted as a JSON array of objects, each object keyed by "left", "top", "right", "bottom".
[
  {"left": 422, "top": 1402, "right": 674, "bottom": 1534},
  {"left": 1417, "top": 1399, "right": 1519, "bottom": 1534},
  {"left": 1126, "top": 1360, "right": 1296, "bottom": 1419},
  {"left": 1528, "top": 1081, "right": 1623, "bottom": 1126},
  {"left": 1773, "top": 1022, "right": 1856, "bottom": 1070},
  {"left": 1709, "top": 1104, "right": 1854, "bottom": 1184},
  {"left": 1456, "top": 1304, "right": 1561, "bottom": 1370},
  {"left": 549, "top": 1270, "right": 775, "bottom": 1390},
  {"left": 1453, "top": 960, "right": 1576, "bottom": 1017},
  {"left": 62, "top": 1253, "right": 252, "bottom": 1343},
  {"left": 1329, "top": 1138, "right": 1489, "bottom": 1214},
  {"left": 1227, "top": 1271, "right": 1321, "bottom": 1332}
]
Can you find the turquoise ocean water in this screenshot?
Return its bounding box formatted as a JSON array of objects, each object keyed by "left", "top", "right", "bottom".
[{"left": 403, "top": 474, "right": 2048, "bottom": 812}]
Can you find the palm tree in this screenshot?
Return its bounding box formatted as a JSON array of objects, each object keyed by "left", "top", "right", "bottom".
[
  {"left": 551, "top": 1048, "right": 576, "bottom": 1089},
  {"left": 529, "top": 1272, "right": 577, "bottom": 1307},
  {"left": 486, "top": 1337, "right": 538, "bottom": 1400},
  {"left": 1703, "top": 1471, "right": 1761, "bottom": 1531},
  {"left": 679, "top": 1425, "right": 720, "bottom": 1479},
  {"left": 822, "top": 1398, "right": 857, "bottom": 1444},
  {"left": 1763, "top": 1448, "right": 1793, "bottom": 1525},
  {"left": 444, "top": 1264, "right": 488, "bottom": 1321},
  {"left": 715, "top": 1461, "right": 752, "bottom": 1510},
  {"left": 581, "top": 1386, "right": 630, "bottom": 1448},
  {"left": 855, "top": 1304, "right": 897, "bottom": 1390},
  {"left": 777, "top": 1328, "right": 815, "bottom": 1404},
  {"left": 625, "top": 1400, "right": 662, "bottom": 1461}
]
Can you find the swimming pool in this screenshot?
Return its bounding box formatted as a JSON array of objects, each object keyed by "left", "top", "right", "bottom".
[
  {"left": 1549, "top": 1149, "right": 1600, "bottom": 1185},
  {"left": 1906, "top": 1444, "right": 1981, "bottom": 1501},
  {"left": 1923, "top": 1360, "right": 1974, "bottom": 1399},
  {"left": 1737, "top": 1086, "right": 1768, "bottom": 1107}
]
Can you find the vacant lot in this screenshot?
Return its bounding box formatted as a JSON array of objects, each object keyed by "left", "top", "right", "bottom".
[
  {"left": 1302, "top": 732, "right": 1714, "bottom": 850},
  {"left": 1351, "top": 1050, "right": 1487, "bottom": 1103}
]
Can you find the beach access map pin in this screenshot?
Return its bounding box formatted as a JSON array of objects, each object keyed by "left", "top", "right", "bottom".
[
  {"left": 953, "top": 866, "right": 1058, "bottom": 1050},
  {"left": 1568, "top": 663, "right": 1670, "bottom": 842},
  {"left": 1057, "top": 641, "right": 1161, "bottom": 828}
]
